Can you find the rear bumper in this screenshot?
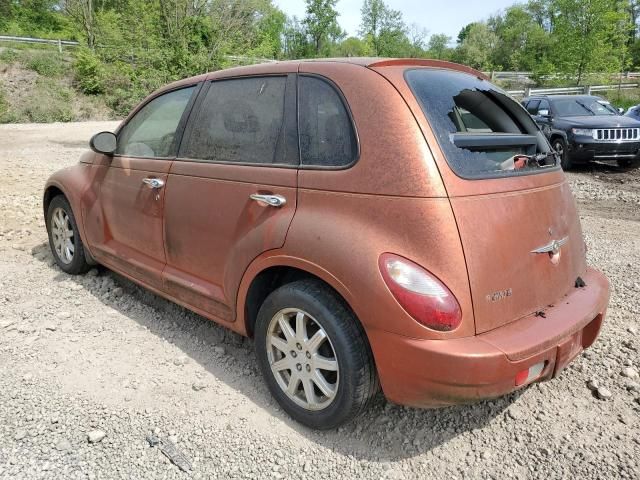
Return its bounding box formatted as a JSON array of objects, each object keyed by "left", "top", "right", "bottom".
[{"left": 369, "top": 267, "right": 610, "bottom": 408}]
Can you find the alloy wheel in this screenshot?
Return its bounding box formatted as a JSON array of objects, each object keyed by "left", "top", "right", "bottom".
[
  {"left": 50, "top": 207, "right": 74, "bottom": 264},
  {"left": 265, "top": 308, "right": 339, "bottom": 411}
]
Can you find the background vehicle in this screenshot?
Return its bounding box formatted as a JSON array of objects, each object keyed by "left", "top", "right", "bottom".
[
  {"left": 44, "top": 59, "right": 609, "bottom": 429},
  {"left": 523, "top": 94, "right": 640, "bottom": 169},
  {"left": 625, "top": 104, "right": 640, "bottom": 121}
]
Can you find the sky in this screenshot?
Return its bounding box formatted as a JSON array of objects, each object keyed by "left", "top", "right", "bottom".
[{"left": 273, "top": 0, "right": 519, "bottom": 41}]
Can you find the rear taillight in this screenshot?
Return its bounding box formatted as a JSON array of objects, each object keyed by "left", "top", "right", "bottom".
[{"left": 379, "top": 253, "right": 462, "bottom": 331}]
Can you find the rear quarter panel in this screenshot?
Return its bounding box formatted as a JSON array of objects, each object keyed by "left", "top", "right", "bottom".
[{"left": 288, "top": 63, "right": 473, "bottom": 339}]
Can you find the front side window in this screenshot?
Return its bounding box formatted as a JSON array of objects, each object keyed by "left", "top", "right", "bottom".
[
  {"left": 526, "top": 100, "right": 540, "bottom": 115},
  {"left": 405, "top": 69, "right": 556, "bottom": 179},
  {"left": 181, "top": 77, "right": 289, "bottom": 165},
  {"left": 117, "top": 87, "right": 195, "bottom": 158},
  {"left": 298, "top": 76, "right": 358, "bottom": 167},
  {"left": 538, "top": 99, "right": 550, "bottom": 114}
]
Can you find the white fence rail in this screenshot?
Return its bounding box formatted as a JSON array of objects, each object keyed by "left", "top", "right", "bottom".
[
  {"left": 0, "top": 35, "right": 79, "bottom": 53},
  {"left": 507, "top": 83, "right": 639, "bottom": 97}
]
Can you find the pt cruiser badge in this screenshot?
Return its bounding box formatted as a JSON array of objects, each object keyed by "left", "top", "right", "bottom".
[{"left": 531, "top": 236, "right": 569, "bottom": 265}]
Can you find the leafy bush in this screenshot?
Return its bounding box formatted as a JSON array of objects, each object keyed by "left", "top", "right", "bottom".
[
  {"left": 25, "top": 52, "right": 65, "bottom": 77},
  {"left": 74, "top": 48, "right": 105, "bottom": 94}
]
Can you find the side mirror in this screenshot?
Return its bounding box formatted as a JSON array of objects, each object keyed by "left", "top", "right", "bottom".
[
  {"left": 538, "top": 109, "right": 551, "bottom": 117},
  {"left": 90, "top": 131, "right": 117, "bottom": 155},
  {"left": 618, "top": 107, "right": 625, "bottom": 114}
]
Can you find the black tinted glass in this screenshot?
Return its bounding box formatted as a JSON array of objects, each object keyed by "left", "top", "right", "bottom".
[
  {"left": 298, "top": 76, "right": 357, "bottom": 167},
  {"left": 526, "top": 100, "right": 540, "bottom": 114},
  {"left": 405, "top": 69, "right": 556, "bottom": 179},
  {"left": 182, "top": 77, "right": 288, "bottom": 164}
]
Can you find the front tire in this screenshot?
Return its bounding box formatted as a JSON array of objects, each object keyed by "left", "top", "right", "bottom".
[
  {"left": 255, "top": 279, "right": 378, "bottom": 429},
  {"left": 46, "top": 195, "right": 91, "bottom": 275},
  {"left": 552, "top": 137, "right": 571, "bottom": 170}
]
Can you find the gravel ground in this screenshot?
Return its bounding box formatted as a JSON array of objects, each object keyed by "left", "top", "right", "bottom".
[{"left": 0, "top": 122, "right": 639, "bottom": 479}]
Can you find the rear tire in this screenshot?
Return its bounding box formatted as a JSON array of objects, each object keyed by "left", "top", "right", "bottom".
[
  {"left": 46, "top": 195, "right": 91, "bottom": 275},
  {"left": 254, "top": 279, "right": 378, "bottom": 429},
  {"left": 552, "top": 137, "right": 571, "bottom": 170}
]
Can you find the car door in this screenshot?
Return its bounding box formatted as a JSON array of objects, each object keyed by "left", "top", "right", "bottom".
[
  {"left": 85, "top": 85, "right": 198, "bottom": 290},
  {"left": 162, "top": 75, "right": 298, "bottom": 322}
]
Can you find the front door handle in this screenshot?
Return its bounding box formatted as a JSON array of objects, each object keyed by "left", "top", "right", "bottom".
[
  {"left": 142, "top": 178, "right": 165, "bottom": 189},
  {"left": 249, "top": 193, "right": 286, "bottom": 207}
]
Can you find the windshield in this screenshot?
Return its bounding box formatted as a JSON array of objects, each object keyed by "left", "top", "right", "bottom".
[
  {"left": 553, "top": 98, "right": 618, "bottom": 116},
  {"left": 405, "top": 69, "right": 557, "bottom": 179}
]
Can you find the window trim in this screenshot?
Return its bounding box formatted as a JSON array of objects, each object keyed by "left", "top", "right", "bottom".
[
  {"left": 297, "top": 73, "right": 361, "bottom": 171},
  {"left": 404, "top": 68, "right": 560, "bottom": 181},
  {"left": 113, "top": 83, "right": 202, "bottom": 161},
  {"left": 176, "top": 74, "right": 299, "bottom": 168}
]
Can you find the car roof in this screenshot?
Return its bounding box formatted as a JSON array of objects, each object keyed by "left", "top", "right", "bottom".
[{"left": 161, "top": 58, "right": 489, "bottom": 92}]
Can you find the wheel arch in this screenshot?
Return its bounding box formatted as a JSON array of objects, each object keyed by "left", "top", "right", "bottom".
[
  {"left": 237, "top": 255, "right": 357, "bottom": 339},
  {"left": 43, "top": 184, "right": 66, "bottom": 217},
  {"left": 549, "top": 131, "right": 568, "bottom": 144},
  {"left": 43, "top": 179, "right": 97, "bottom": 265}
]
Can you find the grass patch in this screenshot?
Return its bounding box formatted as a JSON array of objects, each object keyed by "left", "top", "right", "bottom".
[
  {"left": 602, "top": 88, "right": 640, "bottom": 111},
  {"left": 0, "top": 82, "right": 14, "bottom": 122},
  {"left": 0, "top": 48, "right": 19, "bottom": 64},
  {"left": 24, "top": 51, "right": 66, "bottom": 76},
  {"left": 18, "top": 79, "right": 74, "bottom": 122}
]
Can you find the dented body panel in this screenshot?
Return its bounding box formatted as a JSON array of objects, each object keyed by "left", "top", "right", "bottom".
[{"left": 44, "top": 58, "right": 610, "bottom": 410}]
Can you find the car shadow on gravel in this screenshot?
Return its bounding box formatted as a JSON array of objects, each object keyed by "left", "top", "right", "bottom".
[{"left": 32, "top": 242, "right": 523, "bottom": 462}]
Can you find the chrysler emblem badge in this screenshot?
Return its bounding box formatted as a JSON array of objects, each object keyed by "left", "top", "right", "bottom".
[{"left": 531, "top": 236, "right": 568, "bottom": 265}]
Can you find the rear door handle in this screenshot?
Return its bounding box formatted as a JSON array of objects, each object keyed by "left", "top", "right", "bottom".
[
  {"left": 249, "top": 193, "right": 286, "bottom": 207},
  {"left": 142, "top": 178, "right": 165, "bottom": 189}
]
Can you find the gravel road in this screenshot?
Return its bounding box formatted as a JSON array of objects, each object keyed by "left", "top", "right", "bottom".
[{"left": 0, "top": 122, "right": 639, "bottom": 479}]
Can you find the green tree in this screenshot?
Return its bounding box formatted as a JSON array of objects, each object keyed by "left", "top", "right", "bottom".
[
  {"left": 457, "top": 23, "right": 475, "bottom": 44},
  {"left": 359, "top": 0, "right": 408, "bottom": 56},
  {"left": 455, "top": 22, "right": 498, "bottom": 71},
  {"left": 426, "top": 33, "right": 452, "bottom": 60},
  {"left": 303, "top": 0, "right": 341, "bottom": 56},
  {"left": 549, "top": 0, "right": 630, "bottom": 84},
  {"left": 283, "top": 16, "right": 311, "bottom": 58},
  {"left": 490, "top": 5, "right": 551, "bottom": 71},
  {"left": 334, "top": 36, "right": 371, "bottom": 56}
]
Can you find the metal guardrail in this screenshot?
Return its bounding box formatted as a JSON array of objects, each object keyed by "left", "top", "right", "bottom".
[
  {"left": 0, "top": 35, "right": 79, "bottom": 53},
  {"left": 507, "top": 83, "right": 639, "bottom": 97}
]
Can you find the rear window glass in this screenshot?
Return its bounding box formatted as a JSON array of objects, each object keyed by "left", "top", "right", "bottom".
[{"left": 405, "top": 69, "right": 557, "bottom": 179}]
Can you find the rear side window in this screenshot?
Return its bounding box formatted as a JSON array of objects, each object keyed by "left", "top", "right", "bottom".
[
  {"left": 182, "top": 77, "right": 289, "bottom": 165},
  {"left": 405, "top": 69, "right": 556, "bottom": 179},
  {"left": 298, "top": 76, "right": 357, "bottom": 167}
]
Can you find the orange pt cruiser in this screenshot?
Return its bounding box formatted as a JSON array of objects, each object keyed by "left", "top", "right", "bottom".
[{"left": 44, "top": 58, "right": 610, "bottom": 429}]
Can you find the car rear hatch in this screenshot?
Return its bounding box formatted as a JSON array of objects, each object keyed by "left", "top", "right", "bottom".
[{"left": 374, "top": 64, "right": 587, "bottom": 334}]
